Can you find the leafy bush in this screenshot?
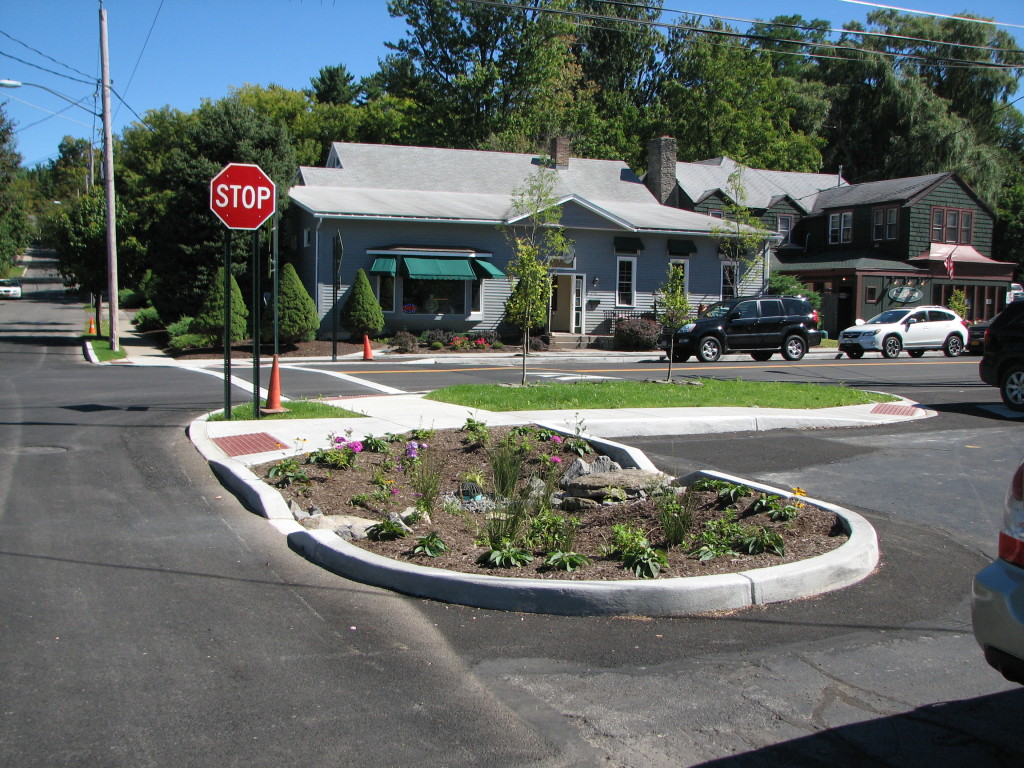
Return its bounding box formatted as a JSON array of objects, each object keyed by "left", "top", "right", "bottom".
[
  {"left": 613, "top": 318, "right": 661, "bottom": 350},
  {"left": 266, "top": 457, "right": 309, "bottom": 487},
  {"left": 165, "top": 315, "right": 195, "bottom": 339},
  {"left": 119, "top": 288, "right": 148, "bottom": 309},
  {"left": 658, "top": 490, "right": 694, "bottom": 548},
  {"left": 192, "top": 268, "right": 249, "bottom": 348},
  {"left": 366, "top": 517, "right": 408, "bottom": 541},
  {"left": 341, "top": 268, "right": 384, "bottom": 338},
  {"left": 132, "top": 306, "right": 162, "bottom": 332},
  {"left": 544, "top": 550, "right": 590, "bottom": 572},
  {"left": 477, "top": 540, "right": 534, "bottom": 568},
  {"left": 167, "top": 333, "right": 210, "bottom": 351},
  {"left": 391, "top": 330, "right": 418, "bottom": 353},
  {"left": 413, "top": 531, "right": 448, "bottom": 557},
  {"left": 768, "top": 273, "right": 821, "bottom": 309}
]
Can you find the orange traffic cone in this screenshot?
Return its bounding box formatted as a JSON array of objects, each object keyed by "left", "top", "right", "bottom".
[
  {"left": 89, "top": 317, "right": 96, "bottom": 335},
  {"left": 362, "top": 334, "right": 373, "bottom": 361},
  {"left": 261, "top": 354, "right": 288, "bottom": 414}
]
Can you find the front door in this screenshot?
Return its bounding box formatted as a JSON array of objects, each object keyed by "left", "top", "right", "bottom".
[{"left": 551, "top": 274, "right": 584, "bottom": 334}]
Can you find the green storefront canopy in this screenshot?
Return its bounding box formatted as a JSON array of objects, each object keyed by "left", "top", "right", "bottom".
[
  {"left": 614, "top": 236, "right": 644, "bottom": 252},
  {"left": 471, "top": 259, "right": 506, "bottom": 279},
  {"left": 368, "top": 257, "right": 397, "bottom": 276},
  {"left": 401, "top": 257, "right": 477, "bottom": 280}
]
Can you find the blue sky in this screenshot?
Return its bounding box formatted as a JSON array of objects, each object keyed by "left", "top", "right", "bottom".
[{"left": 1, "top": 0, "right": 1021, "bottom": 168}]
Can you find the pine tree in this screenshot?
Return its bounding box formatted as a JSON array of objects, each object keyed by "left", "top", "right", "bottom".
[
  {"left": 340, "top": 268, "right": 384, "bottom": 339},
  {"left": 192, "top": 267, "right": 249, "bottom": 348},
  {"left": 263, "top": 263, "right": 320, "bottom": 344}
]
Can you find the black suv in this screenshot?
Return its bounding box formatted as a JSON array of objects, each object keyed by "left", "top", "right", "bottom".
[
  {"left": 660, "top": 295, "right": 822, "bottom": 363},
  {"left": 979, "top": 301, "right": 1024, "bottom": 410}
]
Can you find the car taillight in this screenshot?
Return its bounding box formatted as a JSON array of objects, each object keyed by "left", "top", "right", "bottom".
[
  {"left": 999, "top": 461, "right": 1024, "bottom": 567},
  {"left": 812, "top": 310, "right": 819, "bottom": 324}
]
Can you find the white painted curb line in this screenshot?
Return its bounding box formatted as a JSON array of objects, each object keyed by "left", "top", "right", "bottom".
[{"left": 190, "top": 418, "right": 879, "bottom": 616}]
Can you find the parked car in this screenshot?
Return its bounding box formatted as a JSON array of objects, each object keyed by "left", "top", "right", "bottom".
[
  {"left": 659, "top": 295, "right": 821, "bottom": 363},
  {"left": 967, "top": 321, "right": 991, "bottom": 355},
  {"left": 0, "top": 278, "right": 22, "bottom": 299},
  {"left": 838, "top": 306, "right": 967, "bottom": 359},
  {"left": 979, "top": 300, "right": 1024, "bottom": 411},
  {"left": 972, "top": 456, "right": 1024, "bottom": 685}
]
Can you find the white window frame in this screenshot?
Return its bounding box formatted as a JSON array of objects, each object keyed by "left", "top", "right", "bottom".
[
  {"left": 828, "top": 211, "right": 852, "bottom": 244},
  {"left": 616, "top": 256, "right": 636, "bottom": 307},
  {"left": 721, "top": 260, "right": 738, "bottom": 299},
  {"left": 777, "top": 214, "right": 794, "bottom": 245}
]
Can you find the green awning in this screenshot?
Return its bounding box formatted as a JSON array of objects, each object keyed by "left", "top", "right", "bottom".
[
  {"left": 614, "top": 236, "right": 644, "bottom": 252},
  {"left": 368, "top": 257, "right": 397, "bottom": 276},
  {"left": 402, "top": 257, "right": 477, "bottom": 280},
  {"left": 667, "top": 239, "right": 697, "bottom": 255},
  {"left": 472, "top": 259, "right": 506, "bottom": 279}
]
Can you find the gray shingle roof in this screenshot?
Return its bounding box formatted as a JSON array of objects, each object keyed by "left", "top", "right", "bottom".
[
  {"left": 811, "top": 174, "right": 950, "bottom": 213},
  {"left": 290, "top": 142, "right": 745, "bottom": 235},
  {"left": 677, "top": 157, "right": 846, "bottom": 213}
]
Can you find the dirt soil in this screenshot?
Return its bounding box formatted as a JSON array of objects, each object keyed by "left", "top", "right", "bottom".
[{"left": 256, "top": 426, "right": 846, "bottom": 581}]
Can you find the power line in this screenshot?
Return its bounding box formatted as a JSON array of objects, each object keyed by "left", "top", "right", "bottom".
[
  {"left": 462, "top": 0, "right": 1024, "bottom": 72},
  {"left": 117, "top": 0, "right": 165, "bottom": 109},
  {"left": 839, "top": 0, "right": 1024, "bottom": 31},
  {"left": 0, "top": 29, "right": 95, "bottom": 81},
  {"left": 0, "top": 48, "right": 96, "bottom": 85}
]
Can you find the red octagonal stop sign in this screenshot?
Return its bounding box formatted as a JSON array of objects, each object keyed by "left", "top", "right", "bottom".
[{"left": 210, "top": 163, "right": 276, "bottom": 230}]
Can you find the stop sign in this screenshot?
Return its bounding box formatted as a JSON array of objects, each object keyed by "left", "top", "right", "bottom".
[{"left": 210, "top": 163, "right": 276, "bottom": 230}]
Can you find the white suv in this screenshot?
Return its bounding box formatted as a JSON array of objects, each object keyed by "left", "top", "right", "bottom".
[{"left": 838, "top": 306, "right": 967, "bottom": 359}]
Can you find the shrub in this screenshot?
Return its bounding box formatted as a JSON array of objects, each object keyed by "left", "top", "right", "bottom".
[
  {"left": 119, "top": 288, "right": 147, "bottom": 309},
  {"left": 341, "top": 268, "right": 384, "bottom": 339},
  {"left": 423, "top": 328, "right": 453, "bottom": 346},
  {"left": 263, "top": 262, "right": 319, "bottom": 343},
  {"left": 391, "top": 330, "right": 418, "bottom": 353},
  {"left": 614, "top": 318, "right": 661, "bottom": 350},
  {"left": 191, "top": 268, "right": 249, "bottom": 348},
  {"left": 132, "top": 306, "right": 162, "bottom": 332}
]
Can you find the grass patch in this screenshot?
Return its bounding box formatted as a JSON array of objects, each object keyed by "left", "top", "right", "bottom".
[
  {"left": 84, "top": 335, "right": 127, "bottom": 362},
  {"left": 209, "top": 399, "right": 366, "bottom": 421},
  {"left": 817, "top": 337, "right": 838, "bottom": 348},
  {"left": 425, "top": 379, "right": 898, "bottom": 411}
]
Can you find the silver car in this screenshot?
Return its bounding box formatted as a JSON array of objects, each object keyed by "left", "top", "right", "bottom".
[{"left": 972, "top": 457, "right": 1024, "bottom": 684}]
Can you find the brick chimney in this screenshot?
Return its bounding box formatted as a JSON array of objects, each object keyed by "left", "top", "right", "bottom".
[
  {"left": 645, "top": 135, "right": 678, "bottom": 206},
  {"left": 550, "top": 136, "right": 570, "bottom": 169}
]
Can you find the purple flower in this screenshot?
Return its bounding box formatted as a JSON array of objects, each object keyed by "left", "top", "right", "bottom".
[
  {"left": 549, "top": 455, "right": 562, "bottom": 464},
  {"left": 348, "top": 441, "right": 363, "bottom": 453},
  {"left": 550, "top": 435, "right": 563, "bottom": 444}
]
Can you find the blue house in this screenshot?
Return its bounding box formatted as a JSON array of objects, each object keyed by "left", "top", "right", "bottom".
[{"left": 286, "top": 138, "right": 765, "bottom": 345}]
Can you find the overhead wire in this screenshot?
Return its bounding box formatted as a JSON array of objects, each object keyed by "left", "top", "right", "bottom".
[{"left": 0, "top": 29, "right": 96, "bottom": 81}]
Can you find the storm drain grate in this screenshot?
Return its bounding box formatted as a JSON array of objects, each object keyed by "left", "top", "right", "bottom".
[
  {"left": 213, "top": 432, "right": 288, "bottom": 457},
  {"left": 870, "top": 403, "right": 921, "bottom": 417}
]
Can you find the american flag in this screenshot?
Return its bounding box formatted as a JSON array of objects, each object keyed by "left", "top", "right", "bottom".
[{"left": 944, "top": 253, "right": 955, "bottom": 278}]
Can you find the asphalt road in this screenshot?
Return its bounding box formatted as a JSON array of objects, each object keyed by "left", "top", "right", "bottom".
[{"left": 3, "top": 255, "right": 1023, "bottom": 766}]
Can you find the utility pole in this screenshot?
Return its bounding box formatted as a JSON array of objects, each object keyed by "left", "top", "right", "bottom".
[{"left": 100, "top": 3, "right": 119, "bottom": 352}]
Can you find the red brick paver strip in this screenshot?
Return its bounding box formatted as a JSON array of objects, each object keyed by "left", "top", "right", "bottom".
[
  {"left": 213, "top": 432, "right": 288, "bottom": 458},
  {"left": 870, "top": 403, "right": 921, "bottom": 417}
]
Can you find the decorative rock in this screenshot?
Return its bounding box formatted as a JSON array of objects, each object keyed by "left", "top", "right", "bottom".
[
  {"left": 289, "top": 499, "right": 310, "bottom": 522},
  {"left": 525, "top": 477, "right": 547, "bottom": 499},
  {"left": 560, "top": 496, "right": 602, "bottom": 512},
  {"left": 558, "top": 458, "right": 591, "bottom": 488},
  {"left": 562, "top": 469, "right": 671, "bottom": 500},
  {"left": 589, "top": 455, "right": 622, "bottom": 474},
  {"left": 400, "top": 505, "right": 431, "bottom": 525},
  {"left": 387, "top": 511, "right": 414, "bottom": 534}
]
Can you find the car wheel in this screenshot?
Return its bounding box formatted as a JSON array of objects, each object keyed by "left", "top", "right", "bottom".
[
  {"left": 846, "top": 349, "right": 864, "bottom": 359},
  {"left": 907, "top": 349, "right": 926, "bottom": 358},
  {"left": 781, "top": 335, "right": 806, "bottom": 361},
  {"left": 943, "top": 335, "right": 964, "bottom": 357},
  {"left": 696, "top": 336, "right": 722, "bottom": 363},
  {"left": 671, "top": 351, "right": 690, "bottom": 363},
  {"left": 882, "top": 335, "right": 902, "bottom": 358},
  {"left": 1001, "top": 366, "right": 1024, "bottom": 411},
  {"left": 750, "top": 351, "right": 773, "bottom": 362}
]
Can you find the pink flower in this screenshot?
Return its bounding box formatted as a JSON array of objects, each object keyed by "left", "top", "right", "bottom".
[
  {"left": 550, "top": 435, "right": 563, "bottom": 444},
  {"left": 549, "top": 456, "right": 562, "bottom": 464}
]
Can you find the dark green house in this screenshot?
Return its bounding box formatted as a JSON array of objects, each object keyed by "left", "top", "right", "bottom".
[{"left": 645, "top": 137, "right": 1017, "bottom": 337}]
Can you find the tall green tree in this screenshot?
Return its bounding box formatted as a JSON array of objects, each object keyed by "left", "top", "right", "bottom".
[
  {"left": 502, "top": 162, "right": 571, "bottom": 384},
  {"left": 0, "top": 105, "right": 30, "bottom": 275},
  {"left": 308, "top": 64, "right": 361, "bottom": 105},
  {"left": 709, "top": 166, "right": 773, "bottom": 295}
]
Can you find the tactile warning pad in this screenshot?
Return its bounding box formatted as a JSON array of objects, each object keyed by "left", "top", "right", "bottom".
[
  {"left": 870, "top": 403, "right": 921, "bottom": 417},
  {"left": 212, "top": 432, "right": 288, "bottom": 457}
]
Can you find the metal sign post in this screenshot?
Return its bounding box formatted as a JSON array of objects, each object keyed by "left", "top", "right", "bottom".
[{"left": 223, "top": 230, "right": 232, "bottom": 419}]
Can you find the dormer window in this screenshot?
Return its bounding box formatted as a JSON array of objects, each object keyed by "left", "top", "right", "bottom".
[
  {"left": 931, "top": 207, "right": 973, "bottom": 244},
  {"left": 872, "top": 206, "right": 898, "bottom": 240},
  {"left": 828, "top": 211, "right": 852, "bottom": 244},
  {"left": 777, "top": 214, "right": 793, "bottom": 245}
]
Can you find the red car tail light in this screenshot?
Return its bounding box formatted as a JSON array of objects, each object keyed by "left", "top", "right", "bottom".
[
  {"left": 999, "top": 461, "right": 1024, "bottom": 567},
  {"left": 812, "top": 310, "right": 819, "bottom": 324}
]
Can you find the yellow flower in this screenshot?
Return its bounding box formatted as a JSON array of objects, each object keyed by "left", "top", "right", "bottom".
[{"left": 792, "top": 487, "right": 807, "bottom": 497}]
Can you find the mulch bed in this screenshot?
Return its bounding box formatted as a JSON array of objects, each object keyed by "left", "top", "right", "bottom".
[{"left": 255, "top": 425, "right": 847, "bottom": 581}]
